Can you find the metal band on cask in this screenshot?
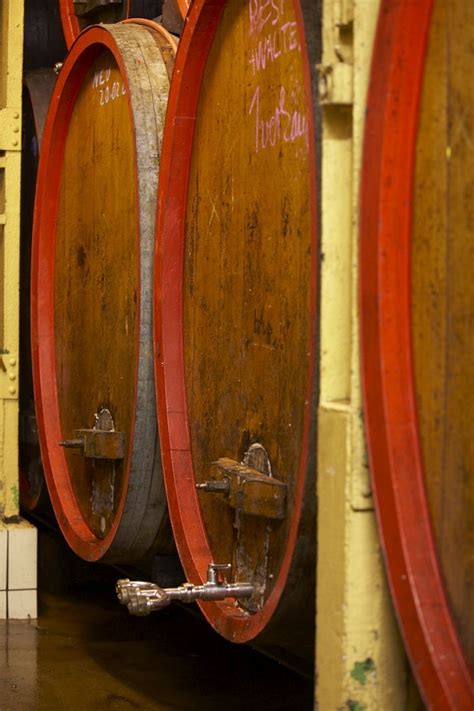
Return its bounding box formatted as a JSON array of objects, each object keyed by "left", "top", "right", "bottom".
[
  {"left": 153, "top": 0, "right": 317, "bottom": 656},
  {"left": 59, "top": 0, "right": 163, "bottom": 48},
  {"left": 360, "top": 0, "right": 474, "bottom": 708},
  {"left": 20, "top": 70, "right": 57, "bottom": 513},
  {"left": 31, "top": 23, "right": 176, "bottom": 562}
]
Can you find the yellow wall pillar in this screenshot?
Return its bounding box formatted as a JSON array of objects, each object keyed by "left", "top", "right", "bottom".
[
  {"left": 0, "top": 1, "right": 38, "bottom": 622},
  {"left": 0, "top": 0, "right": 24, "bottom": 520},
  {"left": 316, "top": 1, "right": 414, "bottom": 707}
]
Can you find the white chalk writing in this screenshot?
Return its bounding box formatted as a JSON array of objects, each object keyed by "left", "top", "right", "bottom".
[
  {"left": 92, "top": 67, "right": 111, "bottom": 88},
  {"left": 92, "top": 67, "right": 127, "bottom": 107}
]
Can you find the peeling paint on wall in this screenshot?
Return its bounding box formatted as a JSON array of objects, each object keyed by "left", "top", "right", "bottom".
[
  {"left": 347, "top": 700, "right": 366, "bottom": 711},
  {"left": 350, "top": 658, "right": 376, "bottom": 686},
  {"left": 10, "top": 484, "right": 19, "bottom": 509}
]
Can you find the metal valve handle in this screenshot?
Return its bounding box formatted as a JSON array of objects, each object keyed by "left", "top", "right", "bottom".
[
  {"left": 116, "top": 563, "right": 254, "bottom": 617},
  {"left": 207, "top": 562, "right": 232, "bottom": 584}
]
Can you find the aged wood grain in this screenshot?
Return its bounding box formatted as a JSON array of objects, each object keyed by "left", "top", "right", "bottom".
[
  {"left": 54, "top": 50, "right": 137, "bottom": 540},
  {"left": 412, "top": 0, "right": 474, "bottom": 666},
  {"left": 184, "top": 0, "right": 313, "bottom": 610},
  {"left": 34, "top": 23, "right": 174, "bottom": 561}
]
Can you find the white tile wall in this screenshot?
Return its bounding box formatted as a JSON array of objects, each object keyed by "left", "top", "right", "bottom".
[
  {"left": 8, "top": 589, "right": 37, "bottom": 620},
  {"left": 0, "top": 521, "right": 37, "bottom": 619},
  {"left": 8, "top": 526, "right": 37, "bottom": 591}
]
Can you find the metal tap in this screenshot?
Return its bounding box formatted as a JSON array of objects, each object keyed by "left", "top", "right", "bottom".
[{"left": 116, "top": 563, "right": 254, "bottom": 617}]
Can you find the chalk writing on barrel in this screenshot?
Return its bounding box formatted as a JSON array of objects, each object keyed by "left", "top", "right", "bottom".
[
  {"left": 248, "top": 84, "right": 308, "bottom": 153},
  {"left": 92, "top": 67, "right": 127, "bottom": 106},
  {"left": 92, "top": 67, "right": 111, "bottom": 88},
  {"left": 248, "top": 21, "right": 300, "bottom": 74},
  {"left": 249, "top": 0, "right": 286, "bottom": 36}
]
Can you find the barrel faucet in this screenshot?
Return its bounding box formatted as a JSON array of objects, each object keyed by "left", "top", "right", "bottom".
[{"left": 116, "top": 563, "right": 254, "bottom": 616}]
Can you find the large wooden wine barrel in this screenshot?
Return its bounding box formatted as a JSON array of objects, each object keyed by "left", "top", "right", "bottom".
[
  {"left": 20, "top": 70, "right": 57, "bottom": 513},
  {"left": 360, "top": 0, "right": 474, "bottom": 708},
  {"left": 59, "top": 0, "right": 163, "bottom": 48},
  {"left": 154, "top": 0, "right": 317, "bottom": 661},
  {"left": 31, "top": 22, "right": 176, "bottom": 563}
]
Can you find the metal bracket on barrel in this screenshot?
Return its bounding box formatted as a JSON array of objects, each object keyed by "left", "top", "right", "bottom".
[
  {"left": 59, "top": 407, "right": 124, "bottom": 460},
  {"left": 197, "top": 457, "right": 287, "bottom": 521}
]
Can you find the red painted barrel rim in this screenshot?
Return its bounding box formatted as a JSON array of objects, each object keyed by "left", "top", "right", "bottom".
[
  {"left": 176, "top": 0, "right": 190, "bottom": 20},
  {"left": 359, "top": 0, "right": 473, "bottom": 707},
  {"left": 154, "top": 0, "right": 317, "bottom": 642},
  {"left": 60, "top": 0, "right": 87, "bottom": 48},
  {"left": 31, "top": 26, "right": 140, "bottom": 561}
]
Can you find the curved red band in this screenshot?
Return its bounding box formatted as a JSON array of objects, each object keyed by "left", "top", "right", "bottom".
[{"left": 360, "top": 1, "right": 473, "bottom": 707}]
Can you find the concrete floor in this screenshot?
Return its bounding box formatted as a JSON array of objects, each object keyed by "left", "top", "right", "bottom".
[{"left": 0, "top": 584, "right": 313, "bottom": 710}]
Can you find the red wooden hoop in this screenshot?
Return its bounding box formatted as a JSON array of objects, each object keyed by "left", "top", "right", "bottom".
[
  {"left": 154, "top": 0, "right": 317, "bottom": 642},
  {"left": 360, "top": 0, "right": 473, "bottom": 707},
  {"left": 176, "top": 0, "right": 189, "bottom": 20},
  {"left": 31, "top": 27, "right": 140, "bottom": 561},
  {"left": 60, "top": 0, "right": 93, "bottom": 48}
]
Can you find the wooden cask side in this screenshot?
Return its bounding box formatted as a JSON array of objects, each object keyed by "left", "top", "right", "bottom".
[
  {"left": 360, "top": 0, "right": 474, "bottom": 707},
  {"left": 154, "top": 0, "right": 317, "bottom": 654},
  {"left": 32, "top": 23, "right": 175, "bottom": 563}
]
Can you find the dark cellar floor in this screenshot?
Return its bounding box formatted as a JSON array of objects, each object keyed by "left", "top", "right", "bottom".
[{"left": 0, "top": 529, "right": 313, "bottom": 711}]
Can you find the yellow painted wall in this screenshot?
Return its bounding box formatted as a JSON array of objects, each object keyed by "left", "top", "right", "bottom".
[
  {"left": 0, "top": 0, "right": 23, "bottom": 520},
  {"left": 315, "top": 1, "right": 423, "bottom": 708}
]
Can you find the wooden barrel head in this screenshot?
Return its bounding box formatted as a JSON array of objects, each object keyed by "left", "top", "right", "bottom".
[
  {"left": 155, "top": 0, "right": 317, "bottom": 643},
  {"left": 32, "top": 24, "right": 174, "bottom": 562},
  {"left": 20, "top": 70, "right": 57, "bottom": 513},
  {"left": 412, "top": 0, "right": 474, "bottom": 673},
  {"left": 59, "top": 0, "right": 162, "bottom": 48},
  {"left": 360, "top": 0, "right": 474, "bottom": 707}
]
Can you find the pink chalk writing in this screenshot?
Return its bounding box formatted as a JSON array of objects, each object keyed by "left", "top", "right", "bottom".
[
  {"left": 248, "top": 84, "right": 308, "bottom": 153},
  {"left": 249, "top": 0, "right": 286, "bottom": 36},
  {"left": 248, "top": 21, "right": 300, "bottom": 74}
]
